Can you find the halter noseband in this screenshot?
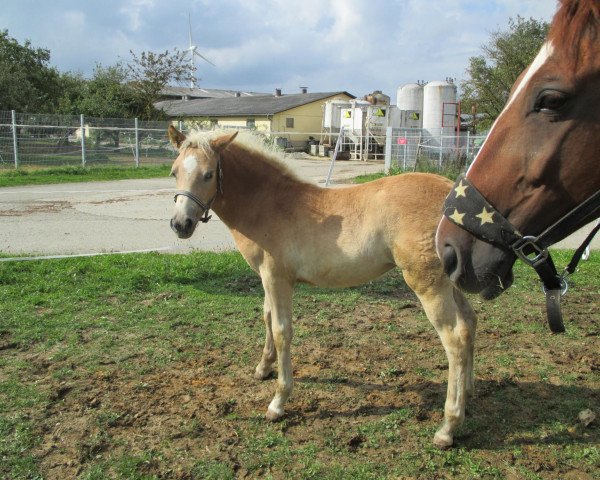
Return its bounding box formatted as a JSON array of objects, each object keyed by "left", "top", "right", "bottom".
[
  {"left": 444, "top": 174, "right": 600, "bottom": 333},
  {"left": 173, "top": 158, "right": 223, "bottom": 224}
]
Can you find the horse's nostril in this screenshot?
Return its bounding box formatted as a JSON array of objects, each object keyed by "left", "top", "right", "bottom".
[
  {"left": 184, "top": 218, "right": 193, "bottom": 230},
  {"left": 442, "top": 244, "right": 459, "bottom": 278}
]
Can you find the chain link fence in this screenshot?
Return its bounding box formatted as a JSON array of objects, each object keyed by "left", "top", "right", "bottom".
[
  {"left": 0, "top": 110, "right": 176, "bottom": 169},
  {"left": 386, "top": 127, "right": 487, "bottom": 172},
  {"left": 0, "top": 110, "right": 488, "bottom": 172}
]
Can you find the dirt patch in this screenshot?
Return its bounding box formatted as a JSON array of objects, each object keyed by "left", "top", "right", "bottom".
[
  {"left": 14, "top": 293, "right": 597, "bottom": 479},
  {"left": 0, "top": 201, "right": 72, "bottom": 216},
  {"left": 85, "top": 192, "right": 165, "bottom": 205}
]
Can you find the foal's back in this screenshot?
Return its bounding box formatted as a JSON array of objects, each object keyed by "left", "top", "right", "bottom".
[{"left": 270, "top": 172, "right": 453, "bottom": 288}]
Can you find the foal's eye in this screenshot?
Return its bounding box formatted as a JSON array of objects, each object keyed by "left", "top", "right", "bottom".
[
  {"left": 534, "top": 90, "right": 568, "bottom": 114},
  {"left": 204, "top": 171, "right": 214, "bottom": 181}
]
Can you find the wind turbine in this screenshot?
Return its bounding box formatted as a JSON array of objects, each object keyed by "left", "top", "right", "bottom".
[{"left": 187, "top": 13, "right": 215, "bottom": 89}]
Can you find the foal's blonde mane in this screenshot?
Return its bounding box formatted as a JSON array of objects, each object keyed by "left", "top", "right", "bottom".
[{"left": 181, "top": 129, "right": 302, "bottom": 181}]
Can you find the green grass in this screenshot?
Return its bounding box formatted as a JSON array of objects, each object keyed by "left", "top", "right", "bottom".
[
  {"left": 353, "top": 165, "right": 460, "bottom": 184},
  {"left": 0, "top": 250, "right": 598, "bottom": 479},
  {"left": 0, "top": 164, "right": 172, "bottom": 187}
]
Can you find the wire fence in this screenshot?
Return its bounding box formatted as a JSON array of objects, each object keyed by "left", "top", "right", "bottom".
[
  {"left": 0, "top": 110, "right": 487, "bottom": 171},
  {"left": 0, "top": 110, "right": 175, "bottom": 169},
  {"left": 386, "top": 128, "right": 487, "bottom": 172},
  {"left": 273, "top": 127, "right": 487, "bottom": 171}
]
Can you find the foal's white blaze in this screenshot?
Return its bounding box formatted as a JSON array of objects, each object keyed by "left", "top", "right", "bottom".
[
  {"left": 467, "top": 41, "right": 555, "bottom": 174},
  {"left": 183, "top": 154, "right": 198, "bottom": 176}
]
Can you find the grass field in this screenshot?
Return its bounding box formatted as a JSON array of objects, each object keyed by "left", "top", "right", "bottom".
[
  {"left": 0, "top": 250, "right": 598, "bottom": 479},
  {"left": 0, "top": 165, "right": 172, "bottom": 188}
]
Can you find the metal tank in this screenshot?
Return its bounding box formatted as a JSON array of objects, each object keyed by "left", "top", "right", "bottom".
[
  {"left": 396, "top": 83, "right": 424, "bottom": 129},
  {"left": 423, "top": 80, "right": 458, "bottom": 145}
]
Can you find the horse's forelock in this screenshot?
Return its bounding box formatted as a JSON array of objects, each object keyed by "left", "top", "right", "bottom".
[
  {"left": 549, "top": 0, "right": 600, "bottom": 67},
  {"left": 180, "top": 130, "right": 216, "bottom": 152}
]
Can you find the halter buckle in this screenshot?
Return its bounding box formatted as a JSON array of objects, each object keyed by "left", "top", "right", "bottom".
[
  {"left": 511, "top": 236, "right": 548, "bottom": 267},
  {"left": 541, "top": 275, "right": 569, "bottom": 296}
]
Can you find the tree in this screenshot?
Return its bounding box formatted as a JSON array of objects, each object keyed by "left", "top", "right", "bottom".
[
  {"left": 0, "top": 29, "right": 61, "bottom": 112},
  {"left": 57, "top": 64, "right": 148, "bottom": 119},
  {"left": 460, "top": 16, "right": 549, "bottom": 131},
  {"left": 126, "top": 48, "right": 193, "bottom": 120}
]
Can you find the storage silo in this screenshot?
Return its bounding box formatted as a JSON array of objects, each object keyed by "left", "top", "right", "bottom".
[
  {"left": 396, "top": 83, "right": 424, "bottom": 129},
  {"left": 423, "top": 80, "right": 458, "bottom": 145},
  {"left": 397, "top": 83, "right": 424, "bottom": 110}
]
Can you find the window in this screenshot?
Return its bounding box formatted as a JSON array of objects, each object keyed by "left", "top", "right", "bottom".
[
  {"left": 285, "top": 117, "right": 294, "bottom": 129},
  {"left": 246, "top": 118, "right": 256, "bottom": 129}
]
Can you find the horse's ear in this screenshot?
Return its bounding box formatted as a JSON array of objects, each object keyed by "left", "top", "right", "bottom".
[
  {"left": 168, "top": 125, "right": 186, "bottom": 149},
  {"left": 210, "top": 131, "right": 238, "bottom": 153}
]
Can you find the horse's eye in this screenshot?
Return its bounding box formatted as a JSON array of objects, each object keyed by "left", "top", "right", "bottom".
[
  {"left": 535, "top": 90, "right": 568, "bottom": 114},
  {"left": 204, "top": 171, "right": 214, "bottom": 181}
]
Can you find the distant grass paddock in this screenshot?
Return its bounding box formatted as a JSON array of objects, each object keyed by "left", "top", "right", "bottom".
[{"left": 0, "top": 164, "right": 172, "bottom": 187}]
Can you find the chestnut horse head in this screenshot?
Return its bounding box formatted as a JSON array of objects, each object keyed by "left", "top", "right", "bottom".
[{"left": 436, "top": 0, "right": 600, "bottom": 301}]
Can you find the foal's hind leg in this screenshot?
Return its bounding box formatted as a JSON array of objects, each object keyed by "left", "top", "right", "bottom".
[
  {"left": 255, "top": 296, "right": 277, "bottom": 380},
  {"left": 402, "top": 268, "right": 477, "bottom": 449}
]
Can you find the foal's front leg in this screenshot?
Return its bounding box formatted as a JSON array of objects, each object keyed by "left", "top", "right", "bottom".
[
  {"left": 403, "top": 270, "right": 477, "bottom": 449},
  {"left": 260, "top": 275, "right": 294, "bottom": 421},
  {"left": 255, "top": 296, "right": 276, "bottom": 380}
]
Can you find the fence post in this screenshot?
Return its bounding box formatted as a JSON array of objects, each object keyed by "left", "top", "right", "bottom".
[
  {"left": 325, "top": 126, "right": 345, "bottom": 187},
  {"left": 465, "top": 130, "right": 471, "bottom": 159},
  {"left": 134, "top": 118, "right": 140, "bottom": 167},
  {"left": 384, "top": 126, "right": 392, "bottom": 174},
  {"left": 439, "top": 131, "right": 443, "bottom": 167},
  {"left": 11, "top": 110, "right": 19, "bottom": 169},
  {"left": 80, "top": 114, "right": 86, "bottom": 167},
  {"left": 403, "top": 130, "right": 408, "bottom": 169}
]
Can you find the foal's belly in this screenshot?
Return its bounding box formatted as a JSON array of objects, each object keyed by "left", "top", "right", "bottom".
[{"left": 296, "top": 257, "right": 396, "bottom": 288}]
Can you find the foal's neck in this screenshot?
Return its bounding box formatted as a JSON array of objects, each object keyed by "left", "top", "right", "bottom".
[{"left": 212, "top": 144, "right": 313, "bottom": 227}]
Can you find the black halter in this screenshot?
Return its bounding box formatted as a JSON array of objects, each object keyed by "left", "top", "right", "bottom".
[
  {"left": 173, "top": 159, "right": 223, "bottom": 224},
  {"left": 443, "top": 174, "right": 600, "bottom": 333}
]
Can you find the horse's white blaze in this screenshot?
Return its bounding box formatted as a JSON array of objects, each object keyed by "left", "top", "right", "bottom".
[
  {"left": 183, "top": 154, "right": 198, "bottom": 176},
  {"left": 467, "top": 41, "right": 555, "bottom": 174}
]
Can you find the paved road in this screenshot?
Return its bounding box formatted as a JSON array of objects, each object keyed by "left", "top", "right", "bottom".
[
  {"left": 0, "top": 157, "right": 383, "bottom": 257},
  {"left": 0, "top": 157, "right": 597, "bottom": 258}
]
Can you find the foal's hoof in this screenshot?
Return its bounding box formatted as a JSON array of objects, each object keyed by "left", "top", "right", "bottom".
[
  {"left": 433, "top": 431, "right": 454, "bottom": 449},
  {"left": 254, "top": 368, "right": 274, "bottom": 381},
  {"left": 265, "top": 407, "right": 284, "bottom": 422}
]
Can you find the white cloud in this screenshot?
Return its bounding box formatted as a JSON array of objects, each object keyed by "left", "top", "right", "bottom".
[
  {"left": 62, "top": 10, "right": 86, "bottom": 30},
  {"left": 0, "top": 0, "right": 558, "bottom": 97},
  {"left": 119, "top": 0, "right": 156, "bottom": 32}
]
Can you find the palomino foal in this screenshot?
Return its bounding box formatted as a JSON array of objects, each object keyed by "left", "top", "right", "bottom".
[{"left": 168, "top": 126, "right": 477, "bottom": 448}]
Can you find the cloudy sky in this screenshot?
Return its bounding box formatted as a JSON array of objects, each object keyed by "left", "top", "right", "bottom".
[{"left": 2, "top": 0, "right": 557, "bottom": 100}]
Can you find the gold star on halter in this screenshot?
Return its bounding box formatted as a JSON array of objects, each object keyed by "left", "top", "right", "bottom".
[
  {"left": 454, "top": 180, "right": 468, "bottom": 198},
  {"left": 476, "top": 207, "right": 495, "bottom": 225},
  {"left": 449, "top": 209, "right": 465, "bottom": 225}
]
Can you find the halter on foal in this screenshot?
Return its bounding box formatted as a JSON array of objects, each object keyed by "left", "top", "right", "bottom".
[{"left": 436, "top": 0, "right": 600, "bottom": 331}]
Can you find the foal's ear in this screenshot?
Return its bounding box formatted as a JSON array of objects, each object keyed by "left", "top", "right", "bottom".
[
  {"left": 168, "top": 125, "right": 186, "bottom": 149},
  {"left": 210, "top": 131, "right": 238, "bottom": 153}
]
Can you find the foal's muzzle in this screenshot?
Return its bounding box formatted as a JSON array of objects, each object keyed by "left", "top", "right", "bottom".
[{"left": 170, "top": 217, "right": 196, "bottom": 239}]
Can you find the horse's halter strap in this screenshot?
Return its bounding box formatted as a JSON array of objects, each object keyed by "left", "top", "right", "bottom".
[
  {"left": 444, "top": 174, "right": 600, "bottom": 333},
  {"left": 173, "top": 158, "right": 223, "bottom": 224}
]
